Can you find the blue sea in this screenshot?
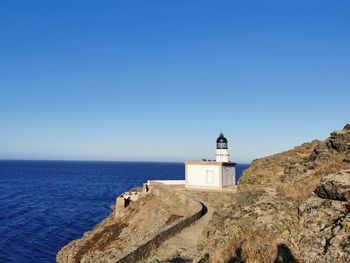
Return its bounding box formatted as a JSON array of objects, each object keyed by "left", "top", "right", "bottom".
[{"left": 0, "top": 160, "right": 249, "bottom": 263}]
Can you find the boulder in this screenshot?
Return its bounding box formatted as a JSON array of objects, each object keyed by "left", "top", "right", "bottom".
[{"left": 314, "top": 170, "right": 350, "bottom": 201}]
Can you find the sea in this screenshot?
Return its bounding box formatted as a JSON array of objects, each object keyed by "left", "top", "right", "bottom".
[{"left": 0, "top": 160, "right": 249, "bottom": 263}]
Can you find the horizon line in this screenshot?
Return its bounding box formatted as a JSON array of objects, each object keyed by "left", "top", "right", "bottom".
[{"left": 0, "top": 158, "right": 251, "bottom": 165}]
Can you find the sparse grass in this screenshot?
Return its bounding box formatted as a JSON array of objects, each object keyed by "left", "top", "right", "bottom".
[
  {"left": 211, "top": 159, "right": 350, "bottom": 263},
  {"left": 74, "top": 221, "right": 128, "bottom": 262},
  {"left": 277, "top": 158, "right": 350, "bottom": 203},
  {"left": 342, "top": 218, "right": 350, "bottom": 231},
  {"left": 209, "top": 228, "right": 278, "bottom": 263},
  {"left": 276, "top": 176, "right": 321, "bottom": 203}
]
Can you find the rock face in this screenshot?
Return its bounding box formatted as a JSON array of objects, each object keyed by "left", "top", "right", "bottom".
[
  {"left": 314, "top": 170, "right": 350, "bottom": 201},
  {"left": 298, "top": 170, "right": 350, "bottom": 262},
  {"left": 198, "top": 124, "right": 350, "bottom": 263},
  {"left": 298, "top": 189, "right": 350, "bottom": 262}
]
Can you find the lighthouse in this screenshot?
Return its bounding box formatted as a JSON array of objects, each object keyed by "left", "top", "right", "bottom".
[
  {"left": 216, "top": 133, "right": 230, "bottom": 162},
  {"left": 184, "top": 133, "right": 236, "bottom": 190}
]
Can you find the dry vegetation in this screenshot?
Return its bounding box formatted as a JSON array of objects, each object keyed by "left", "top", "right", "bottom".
[
  {"left": 277, "top": 157, "right": 350, "bottom": 204},
  {"left": 58, "top": 185, "right": 201, "bottom": 263},
  {"left": 209, "top": 132, "right": 350, "bottom": 263},
  {"left": 209, "top": 228, "right": 279, "bottom": 263},
  {"left": 74, "top": 221, "right": 129, "bottom": 262}
]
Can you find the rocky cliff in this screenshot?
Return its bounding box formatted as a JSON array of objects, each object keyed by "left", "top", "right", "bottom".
[
  {"left": 57, "top": 125, "right": 350, "bottom": 263},
  {"left": 198, "top": 124, "right": 350, "bottom": 263}
]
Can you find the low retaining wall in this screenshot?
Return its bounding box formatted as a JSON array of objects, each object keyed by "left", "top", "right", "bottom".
[
  {"left": 147, "top": 179, "right": 186, "bottom": 185},
  {"left": 114, "top": 186, "right": 206, "bottom": 263}
]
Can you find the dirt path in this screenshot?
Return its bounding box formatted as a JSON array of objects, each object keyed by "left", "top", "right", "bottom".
[
  {"left": 141, "top": 186, "right": 237, "bottom": 263},
  {"left": 143, "top": 193, "right": 214, "bottom": 263}
]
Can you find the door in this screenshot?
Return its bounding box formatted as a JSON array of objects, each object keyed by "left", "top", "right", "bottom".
[{"left": 206, "top": 170, "right": 214, "bottom": 184}]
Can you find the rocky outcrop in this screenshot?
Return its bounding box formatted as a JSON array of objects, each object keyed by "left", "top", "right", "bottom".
[
  {"left": 298, "top": 191, "right": 350, "bottom": 262},
  {"left": 198, "top": 124, "right": 350, "bottom": 263},
  {"left": 57, "top": 184, "right": 201, "bottom": 263},
  {"left": 314, "top": 170, "right": 350, "bottom": 201}
]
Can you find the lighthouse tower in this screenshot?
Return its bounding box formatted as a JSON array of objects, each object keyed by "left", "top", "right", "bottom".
[{"left": 216, "top": 133, "right": 230, "bottom": 162}]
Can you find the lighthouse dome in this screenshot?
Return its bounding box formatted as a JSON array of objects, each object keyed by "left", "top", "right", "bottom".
[
  {"left": 216, "top": 133, "right": 228, "bottom": 143},
  {"left": 216, "top": 133, "right": 228, "bottom": 149}
]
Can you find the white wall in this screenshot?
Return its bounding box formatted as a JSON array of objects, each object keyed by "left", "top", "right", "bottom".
[
  {"left": 216, "top": 149, "right": 230, "bottom": 162},
  {"left": 186, "top": 164, "right": 221, "bottom": 187},
  {"left": 148, "top": 180, "right": 186, "bottom": 185}
]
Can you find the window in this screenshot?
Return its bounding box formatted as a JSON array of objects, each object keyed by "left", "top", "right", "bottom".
[{"left": 217, "top": 142, "right": 228, "bottom": 149}]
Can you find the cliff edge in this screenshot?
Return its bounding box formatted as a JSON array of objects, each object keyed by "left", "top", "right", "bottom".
[{"left": 199, "top": 124, "right": 350, "bottom": 262}]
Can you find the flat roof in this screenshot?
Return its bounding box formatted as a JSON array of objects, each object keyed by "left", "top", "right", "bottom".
[{"left": 185, "top": 161, "right": 236, "bottom": 166}]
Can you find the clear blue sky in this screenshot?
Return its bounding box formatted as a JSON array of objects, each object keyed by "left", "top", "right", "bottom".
[{"left": 0, "top": 1, "right": 349, "bottom": 163}]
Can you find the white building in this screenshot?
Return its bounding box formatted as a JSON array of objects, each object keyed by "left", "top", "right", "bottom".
[{"left": 185, "top": 133, "right": 236, "bottom": 190}]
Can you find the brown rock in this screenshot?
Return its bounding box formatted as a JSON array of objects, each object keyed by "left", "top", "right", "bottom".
[{"left": 314, "top": 170, "right": 350, "bottom": 201}]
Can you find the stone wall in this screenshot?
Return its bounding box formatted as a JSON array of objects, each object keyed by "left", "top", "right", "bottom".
[{"left": 114, "top": 185, "right": 205, "bottom": 263}]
